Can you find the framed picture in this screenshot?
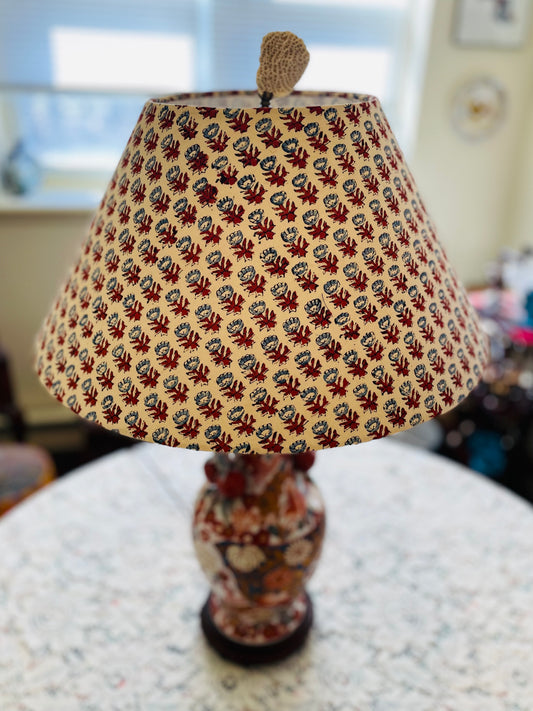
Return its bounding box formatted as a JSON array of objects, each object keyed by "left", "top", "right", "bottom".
[{"left": 454, "top": 0, "right": 532, "bottom": 48}]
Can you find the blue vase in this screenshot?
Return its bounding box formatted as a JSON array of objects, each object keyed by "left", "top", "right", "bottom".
[{"left": 1, "top": 140, "right": 40, "bottom": 196}]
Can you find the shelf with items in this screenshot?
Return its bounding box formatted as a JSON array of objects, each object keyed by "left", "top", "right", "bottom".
[{"left": 436, "top": 251, "right": 533, "bottom": 503}]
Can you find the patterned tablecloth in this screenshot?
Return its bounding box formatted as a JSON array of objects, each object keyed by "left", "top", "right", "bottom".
[{"left": 1, "top": 440, "right": 532, "bottom": 710}]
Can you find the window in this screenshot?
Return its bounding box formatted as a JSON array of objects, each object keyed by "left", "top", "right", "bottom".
[{"left": 0, "top": 0, "right": 426, "bottom": 208}]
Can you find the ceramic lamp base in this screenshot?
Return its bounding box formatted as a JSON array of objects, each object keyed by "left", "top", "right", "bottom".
[
  {"left": 193, "top": 452, "right": 325, "bottom": 666},
  {"left": 201, "top": 591, "right": 313, "bottom": 665}
]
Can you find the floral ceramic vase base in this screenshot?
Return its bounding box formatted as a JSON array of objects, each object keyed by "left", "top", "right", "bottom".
[
  {"left": 201, "top": 591, "right": 313, "bottom": 665},
  {"left": 193, "top": 452, "right": 325, "bottom": 664}
]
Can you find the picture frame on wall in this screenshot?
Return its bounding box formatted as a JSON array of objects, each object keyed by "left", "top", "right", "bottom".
[{"left": 454, "top": 0, "right": 532, "bottom": 48}]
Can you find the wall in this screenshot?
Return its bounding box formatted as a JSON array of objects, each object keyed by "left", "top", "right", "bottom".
[
  {"left": 1, "top": 0, "right": 533, "bottom": 425},
  {"left": 0, "top": 211, "right": 92, "bottom": 424},
  {"left": 410, "top": 0, "right": 533, "bottom": 284},
  {"left": 510, "top": 78, "right": 533, "bottom": 249}
]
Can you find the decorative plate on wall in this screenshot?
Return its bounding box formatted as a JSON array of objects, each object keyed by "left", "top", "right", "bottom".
[{"left": 452, "top": 77, "right": 506, "bottom": 140}]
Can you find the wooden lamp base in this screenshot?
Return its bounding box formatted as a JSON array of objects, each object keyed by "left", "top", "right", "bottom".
[{"left": 201, "top": 592, "right": 314, "bottom": 665}]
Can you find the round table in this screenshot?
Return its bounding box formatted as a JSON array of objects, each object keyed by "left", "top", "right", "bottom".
[{"left": 1, "top": 441, "right": 532, "bottom": 710}]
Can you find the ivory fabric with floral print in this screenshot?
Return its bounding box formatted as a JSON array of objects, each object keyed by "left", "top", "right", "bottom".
[{"left": 36, "top": 91, "right": 488, "bottom": 453}]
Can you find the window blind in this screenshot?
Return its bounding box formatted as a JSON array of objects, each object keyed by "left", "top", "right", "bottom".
[{"left": 0, "top": 0, "right": 415, "bottom": 202}]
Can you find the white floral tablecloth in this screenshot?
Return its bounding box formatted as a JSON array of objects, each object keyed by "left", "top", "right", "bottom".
[{"left": 1, "top": 440, "right": 532, "bottom": 710}]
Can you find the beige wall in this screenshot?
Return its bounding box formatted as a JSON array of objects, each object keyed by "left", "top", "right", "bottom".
[
  {"left": 411, "top": 0, "right": 533, "bottom": 285},
  {"left": 0, "top": 212, "right": 92, "bottom": 424},
  {"left": 510, "top": 74, "right": 533, "bottom": 249},
  {"left": 2, "top": 0, "right": 533, "bottom": 425}
]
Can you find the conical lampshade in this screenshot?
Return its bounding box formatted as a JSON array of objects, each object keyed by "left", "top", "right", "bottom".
[{"left": 36, "top": 91, "right": 488, "bottom": 453}]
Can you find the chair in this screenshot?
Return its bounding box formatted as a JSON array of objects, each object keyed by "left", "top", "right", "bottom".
[
  {"left": 0, "top": 443, "right": 56, "bottom": 515},
  {"left": 0, "top": 344, "right": 56, "bottom": 515},
  {"left": 0, "top": 347, "right": 26, "bottom": 441}
]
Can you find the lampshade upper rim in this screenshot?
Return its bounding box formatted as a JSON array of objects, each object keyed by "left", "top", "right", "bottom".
[{"left": 147, "top": 90, "right": 379, "bottom": 112}]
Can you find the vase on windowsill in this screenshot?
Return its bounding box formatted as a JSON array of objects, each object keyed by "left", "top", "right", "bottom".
[{"left": 1, "top": 140, "right": 40, "bottom": 196}]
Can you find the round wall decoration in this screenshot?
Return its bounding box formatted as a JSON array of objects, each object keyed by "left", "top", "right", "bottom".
[{"left": 452, "top": 77, "right": 506, "bottom": 140}]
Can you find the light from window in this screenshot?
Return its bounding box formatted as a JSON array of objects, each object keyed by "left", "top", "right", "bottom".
[
  {"left": 299, "top": 46, "right": 391, "bottom": 99},
  {"left": 273, "top": 0, "right": 407, "bottom": 7},
  {"left": 10, "top": 91, "right": 147, "bottom": 175},
  {"left": 50, "top": 27, "right": 194, "bottom": 92}
]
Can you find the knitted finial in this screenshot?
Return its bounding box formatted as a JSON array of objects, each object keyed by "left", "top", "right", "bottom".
[{"left": 257, "top": 32, "right": 310, "bottom": 106}]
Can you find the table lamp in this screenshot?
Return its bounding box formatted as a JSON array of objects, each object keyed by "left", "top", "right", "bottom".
[{"left": 35, "top": 33, "right": 488, "bottom": 665}]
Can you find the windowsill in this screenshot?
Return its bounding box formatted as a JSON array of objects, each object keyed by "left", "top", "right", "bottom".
[{"left": 0, "top": 189, "right": 100, "bottom": 214}]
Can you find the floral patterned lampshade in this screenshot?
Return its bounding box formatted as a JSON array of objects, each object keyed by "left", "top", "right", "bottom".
[{"left": 35, "top": 90, "right": 489, "bottom": 454}]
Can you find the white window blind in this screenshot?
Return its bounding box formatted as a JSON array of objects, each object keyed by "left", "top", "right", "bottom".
[{"left": 0, "top": 0, "right": 419, "bottom": 207}]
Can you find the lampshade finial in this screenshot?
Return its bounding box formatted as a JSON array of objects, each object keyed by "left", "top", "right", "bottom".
[{"left": 256, "top": 32, "right": 310, "bottom": 106}]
